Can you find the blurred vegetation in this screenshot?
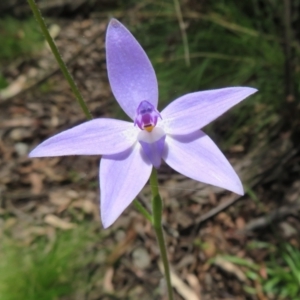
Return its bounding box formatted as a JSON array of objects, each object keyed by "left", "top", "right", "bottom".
[
  {"left": 219, "top": 242, "right": 300, "bottom": 300},
  {"left": 264, "top": 243, "right": 300, "bottom": 299},
  {"left": 0, "top": 17, "right": 43, "bottom": 62},
  {"left": 0, "top": 225, "right": 97, "bottom": 300},
  {"left": 0, "top": 16, "right": 44, "bottom": 89}
]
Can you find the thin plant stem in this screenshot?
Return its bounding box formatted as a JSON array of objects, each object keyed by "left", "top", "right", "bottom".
[
  {"left": 27, "top": 0, "right": 92, "bottom": 120},
  {"left": 133, "top": 199, "right": 152, "bottom": 222},
  {"left": 150, "top": 169, "right": 174, "bottom": 300}
]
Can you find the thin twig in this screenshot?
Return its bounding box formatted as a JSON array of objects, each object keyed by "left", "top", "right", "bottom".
[
  {"left": 194, "top": 194, "right": 242, "bottom": 229},
  {"left": 240, "top": 203, "right": 300, "bottom": 233},
  {"left": 173, "top": 0, "right": 190, "bottom": 66}
]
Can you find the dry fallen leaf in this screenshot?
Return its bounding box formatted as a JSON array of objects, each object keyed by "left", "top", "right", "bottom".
[
  {"left": 0, "top": 75, "right": 27, "bottom": 100},
  {"left": 29, "top": 172, "right": 44, "bottom": 195},
  {"left": 4, "top": 218, "right": 17, "bottom": 230},
  {"left": 132, "top": 247, "right": 151, "bottom": 269},
  {"left": 107, "top": 224, "right": 137, "bottom": 265},
  {"left": 158, "top": 261, "right": 200, "bottom": 300},
  {"left": 213, "top": 256, "right": 247, "bottom": 282},
  {"left": 0, "top": 117, "right": 34, "bottom": 128},
  {"left": 44, "top": 214, "right": 77, "bottom": 230},
  {"left": 71, "top": 199, "right": 96, "bottom": 214},
  {"left": 216, "top": 212, "right": 235, "bottom": 228},
  {"left": 202, "top": 238, "right": 217, "bottom": 258},
  {"left": 185, "top": 274, "right": 202, "bottom": 296},
  {"left": 103, "top": 267, "right": 114, "bottom": 293},
  {"left": 49, "top": 190, "right": 73, "bottom": 207}
]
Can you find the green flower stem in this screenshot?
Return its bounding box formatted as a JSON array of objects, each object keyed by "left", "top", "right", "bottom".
[
  {"left": 150, "top": 169, "right": 174, "bottom": 300},
  {"left": 27, "top": 0, "right": 92, "bottom": 120},
  {"left": 133, "top": 199, "right": 152, "bottom": 222}
]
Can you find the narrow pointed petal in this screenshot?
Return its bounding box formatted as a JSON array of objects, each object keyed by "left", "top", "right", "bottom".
[
  {"left": 106, "top": 19, "right": 158, "bottom": 119},
  {"left": 163, "top": 131, "right": 244, "bottom": 195},
  {"left": 100, "top": 144, "right": 152, "bottom": 228},
  {"left": 138, "top": 127, "right": 166, "bottom": 168},
  {"left": 29, "top": 119, "right": 138, "bottom": 157},
  {"left": 139, "top": 136, "right": 166, "bottom": 168},
  {"left": 160, "top": 87, "right": 257, "bottom": 134}
]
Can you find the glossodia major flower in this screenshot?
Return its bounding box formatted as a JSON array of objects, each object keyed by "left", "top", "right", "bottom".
[{"left": 29, "top": 19, "right": 257, "bottom": 228}]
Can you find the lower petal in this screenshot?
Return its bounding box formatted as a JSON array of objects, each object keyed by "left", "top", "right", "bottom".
[
  {"left": 100, "top": 144, "right": 152, "bottom": 228},
  {"left": 138, "top": 127, "right": 166, "bottom": 168},
  {"left": 163, "top": 131, "right": 244, "bottom": 195}
]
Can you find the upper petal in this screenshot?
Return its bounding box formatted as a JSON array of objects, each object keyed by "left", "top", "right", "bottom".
[
  {"left": 163, "top": 131, "right": 244, "bottom": 195},
  {"left": 29, "top": 118, "right": 138, "bottom": 157},
  {"left": 106, "top": 19, "right": 158, "bottom": 120},
  {"left": 100, "top": 144, "right": 152, "bottom": 228},
  {"left": 160, "top": 87, "right": 257, "bottom": 134}
]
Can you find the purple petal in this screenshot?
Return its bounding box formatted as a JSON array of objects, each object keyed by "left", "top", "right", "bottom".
[
  {"left": 138, "top": 126, "right": 166, "bottom": 168},
  {"left": 139, "top": 136, "right": 166, "bottom": 169},
  {"left": 160, "top": 87, "right": 257, "bottom": 134},
  {"left": 100, "top": 144, "right": 152, "bottom": 228},
  {"left": 29, "top": 118, "right": 138, "bottom": 157},
  {"left": 163, "top": 131, "right": 244, "bottom": 195},
  {"left": 106, "top": 19, "right": 158, "bottom": 120}
]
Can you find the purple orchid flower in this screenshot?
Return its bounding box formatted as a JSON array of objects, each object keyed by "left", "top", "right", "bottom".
[{"left": 29, "top": 19, "right": 257, "bottom": 228}]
